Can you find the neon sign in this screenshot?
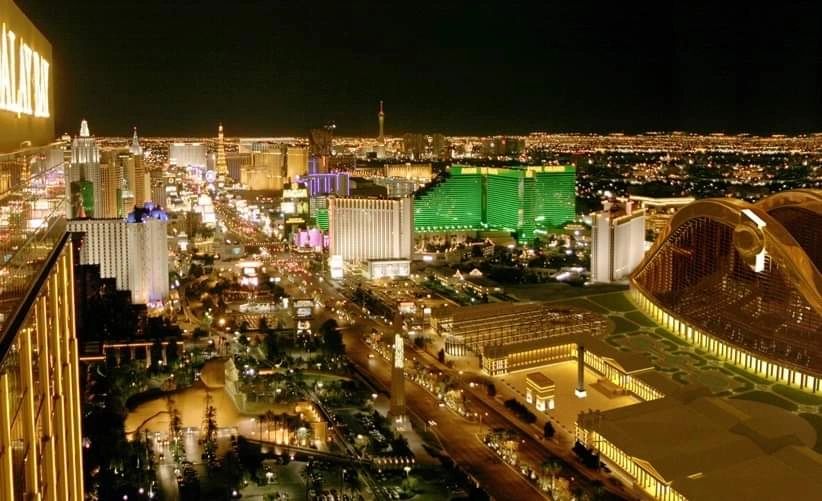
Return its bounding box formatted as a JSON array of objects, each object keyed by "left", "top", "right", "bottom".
[{"left": 0, "top": 22, "right": 49, "bottom": 118}]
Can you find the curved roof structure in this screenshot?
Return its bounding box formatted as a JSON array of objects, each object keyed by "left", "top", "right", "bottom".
[{"left": 631, "top": 190, "right": 822, "bottom": 378}]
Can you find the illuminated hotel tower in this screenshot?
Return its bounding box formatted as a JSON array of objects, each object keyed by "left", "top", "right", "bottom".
[
  {"left": 389, "top": 333, "right": 407, "bottom": 428},
  {"left": 378, "top": 100, "right": 385, "bottom": 143},
  {"left": 69, "top": 119, "right": 101, "bottom": 217},
  {"left": 215, "top": 123, "right": 228, "bottom": 177}
]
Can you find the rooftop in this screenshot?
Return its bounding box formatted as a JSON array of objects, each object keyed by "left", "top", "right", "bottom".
[
  {"left": 579, "top": 386, "right": 822, "bottom": 500},
  {"left": 525, "top": 372, "right": 555, "bottom": 389}
]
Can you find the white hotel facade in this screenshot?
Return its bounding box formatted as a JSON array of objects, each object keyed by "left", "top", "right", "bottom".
[
  {"left": 328, "top": 197, "right": 414, "bottom": 262},
  {"left": 68, "top": 213, "right": 169, "bottom": 305}
]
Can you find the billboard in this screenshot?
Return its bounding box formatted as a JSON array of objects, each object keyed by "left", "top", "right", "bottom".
[
  {"left": 294, "top": 299, "right": 313, "bottom": 309},
  {"left": 283, "top": 188, "right": 308, "bottom": 199},
  {"left": 0, "top": 0, "right": 54, "bottom": 152},
  {"left": 294, "top": 298, "right": 313, "bottom": 319},
  {"left": 329, "top": 254, "right": 344, "bottom": 279},
  {"left": 281, "top": 201, "right": 296, "bottom": 214},
  {"left": 366, "top": 260, "right": 411, "bottom": 280}
]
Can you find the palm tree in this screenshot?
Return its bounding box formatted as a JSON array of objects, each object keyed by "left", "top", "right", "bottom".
[
  {"left": 257, "top": 413, "right": 265, "bottom": 438},
  {"left": 541, "top": 458, "right": 562, "bottom": 492},
  {"left": 264, "top": 410, "right": 277, "bottom": 442}
]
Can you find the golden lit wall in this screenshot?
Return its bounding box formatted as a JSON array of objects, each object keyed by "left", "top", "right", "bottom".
[{"left": 0, "top": 236, "right": 84, "bottom": 500}]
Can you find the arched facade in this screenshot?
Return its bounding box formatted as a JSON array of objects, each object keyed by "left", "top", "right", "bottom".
[{"left": 630, "top": 190, "right": 822, "bottom": 392}]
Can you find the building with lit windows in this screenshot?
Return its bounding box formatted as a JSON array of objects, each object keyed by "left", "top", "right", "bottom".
[
  {"left": 328, "top": 197, "right": 414, "bottom": 262},
  {"left": 126, "top": 205, "right": 169, "bottom": 306},
  {"left": 413, "top": 165, "right": 576, "bottom": 242},
  {"left": 168, "top": 142, "right": 207, "bottom": 167},
  {"left": 68, "top": 204, "right": 169, "bottom": 306},
  {"left": 0, "top": 2, "right": 85, "bottom": 497},
  {"left": 67, "top": 218, "right": 130, "bottom": 291},
  {"left": 414, "top": 166, "right": 485, "bottom": 230},
  {"left": 300, "top": 172, "right": 350, "bottom": 197},
  {"left": 286, "top": 146, "right": 309, "bottom": 182},
  {"left": 97, "top": 162, "right": 121, "bottom": 218},
  {"left": 630, "top": 190, "right": 822, "bottom": 394},
  {"left": 591, "top": 199, "right": 647, "bottom": 283},
  {"left": 67, "top": 120, "right": 101, "bottom": 217},
  {"left": 576, "top": 386, "right": 822, "bottom": 501},
  {"left": 384, "top": 163, "right": 433, "bottom": 182},
  {"left": 481, "top": 333, "right": 674, "bottom": 401},
  {"left": 432, "top": 302, "right": 606, "bottom": 356}
]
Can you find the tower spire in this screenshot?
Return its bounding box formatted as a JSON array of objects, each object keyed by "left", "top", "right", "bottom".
[
  {"left": 378, "top": 100, "right": 385, "bottom": 143},
  {"left": 79, "top": 119, "right": 90, "bottom": 137},
  {"left": 130, "top": 126, "right": 143, "bottom": 156},
  {"left": 215, "top": 122, "right": 228, "bottom": 177}
]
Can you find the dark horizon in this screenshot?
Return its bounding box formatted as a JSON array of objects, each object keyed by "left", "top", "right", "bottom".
[{"left": 15, "top": 0, "right": 822, "bottom": 138}]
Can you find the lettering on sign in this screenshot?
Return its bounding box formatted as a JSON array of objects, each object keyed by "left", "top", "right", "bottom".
[{"left": 0, "top": 22, "right": 49, "bottom": 118}]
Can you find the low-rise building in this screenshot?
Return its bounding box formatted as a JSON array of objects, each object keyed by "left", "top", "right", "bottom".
[
  {"left": 433, "top": 302, "right": 607, "bottom": 356},
  {"left": 577, "top": 386, "right": 822, "bottom": 501},
  {"left": 525, "top": 373, "right": 556, "bottom": 411}
]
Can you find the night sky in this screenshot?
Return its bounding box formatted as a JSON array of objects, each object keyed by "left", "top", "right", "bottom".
[{"left": 14, "top": 0, "right": 822, "bottom": 137}]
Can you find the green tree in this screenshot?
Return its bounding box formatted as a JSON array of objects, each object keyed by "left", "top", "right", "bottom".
[{"left": 320, "top": 319, "right": 344, "bottom": 354}]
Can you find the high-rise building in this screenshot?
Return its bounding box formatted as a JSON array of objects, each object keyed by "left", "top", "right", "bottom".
[
  {"left": 328, "top": 197, "right": 414, "bottom": 261},
  {"left": 413, "top": 165, "right": 576, "bottom": 242},
  {"left": 309, "top": 126, "right": 334, "bottom": 174},
  {"left": 591, "top": 199, "right": 647, "bottom": 283},
  {"left": 69, "top": 120, "right": 101, "bottom": 217},
  {"left": 168, "top": 142, "right": 207, "bottom": 167},
  {"left": 286, "top": 146, "right": 309, "bottom": 182},
  {"left": 129, "top": 127, "right": 143, "bottom": 156},
  {"left": 413, "top": 166, "right": 485, "bottom": 230},
  {"left": 240, "top": 150, "right": 285, "bottom": 190},
  {"left": 631, "top": 190, "right": 822, "bottom": 393},
  {"left": 225, "top": 152, "right": 251, "bottom": 182},
  {"left": 385, "top": 163, "right": 433, "bottom": 182},
  {"left": 301, "top": 172, "right": 349, "bottom": 197},
  {"left": 0, "top": 3, "right": 84, "bottom": 496},
  {"left": 133, "top": 156, "right": 151, "bottom": 205},
  {"left": 68, "top": 219, "right": 130, "bottom": 291},
  {"left": 127, "top": 205, "right": 169, "bottom": 305},
  {"left": 69, "top": 204, "right": 169, "bottom": 305},
  {"left": 215, "top": 123, "right": 228, "bottom": 177},
  {"left": 97, "top": 162, "right": 121, "bottom": 218},
  {"left": 71, "top": 119, "right": 99, "bottom": 164},
  {"left": 150, "top": 169, "right": 167, "bottom": 208}
]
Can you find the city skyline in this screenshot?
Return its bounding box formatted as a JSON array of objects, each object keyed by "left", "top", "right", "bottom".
[
  {"left": 15, "top": 0, "right": 822, "bottom": 137},
  {"left": 2, "top": 1, "right": 822, "bottom": 499}
]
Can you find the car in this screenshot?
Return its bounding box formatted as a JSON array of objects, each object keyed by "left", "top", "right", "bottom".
[{"left": 427, "top": 419, "right": 438, "bottom": 427}]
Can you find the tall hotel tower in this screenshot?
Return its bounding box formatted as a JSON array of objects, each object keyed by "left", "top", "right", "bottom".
[
  {"left": 68, "top": 119, "right": 101, "bottom": 217},
  {"left": 328, "top": 197, "right": 414, "bottom": 261},
  {"left": 0, "top": 1, "right": 85, "bottom": 498}
]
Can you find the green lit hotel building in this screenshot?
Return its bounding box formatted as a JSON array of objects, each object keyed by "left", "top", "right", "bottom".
[{"left": 413, "top": 165, "right": 576, "bottom": 242}]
